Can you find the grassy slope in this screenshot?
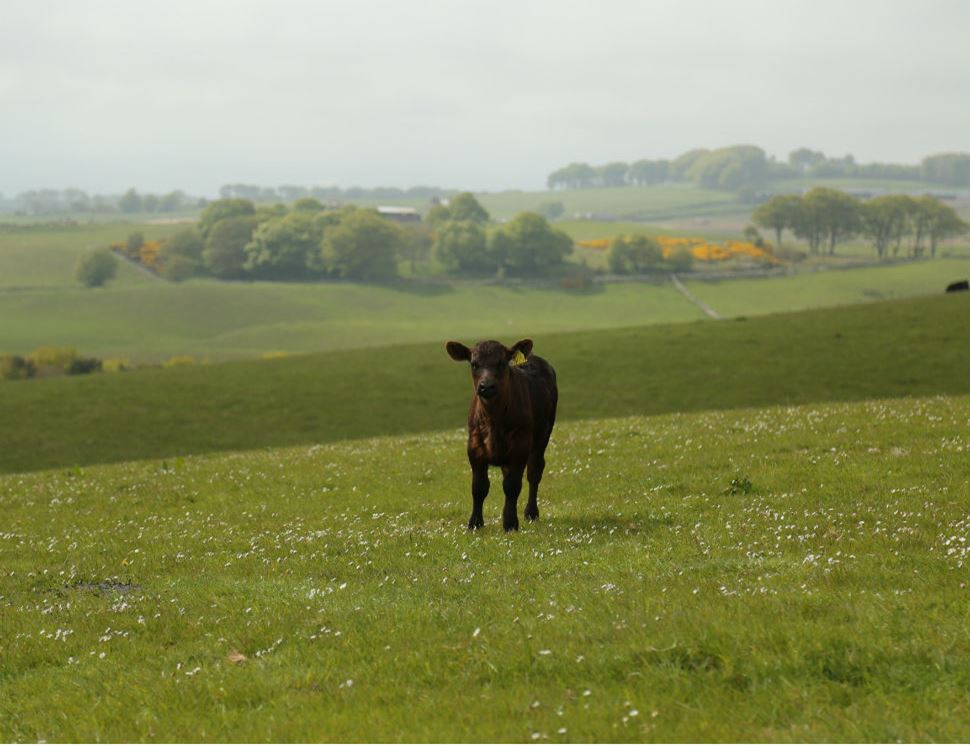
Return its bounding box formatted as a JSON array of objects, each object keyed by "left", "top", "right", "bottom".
[
  {"left": 477, "top": 184, "right": 741, "bottom": 222},
  {"left": 685, "top": 258, "right": 970, "bottom": 316},
  {"left": 1, "top": 294, "right": 967, "bottom": 474},
  {"left": 1, "top": 257, "right": 967, "bottom": 362},
  {"left": 0, "top": 280, "right": 702, "bottom": 362},
  {"left": 2, "top": 394, "right": 969, "bottom": 741},
  {"left": 0, "top": 222, "right": 186, "bottom": 289}
]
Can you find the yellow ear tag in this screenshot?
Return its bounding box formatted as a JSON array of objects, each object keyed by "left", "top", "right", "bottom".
[{"left": 511, "top": 350, "right": 528, "bottom": 367}]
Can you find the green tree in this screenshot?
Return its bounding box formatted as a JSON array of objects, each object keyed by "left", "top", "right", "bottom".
[
  {"left": 860, "top": 196, "right": 907, "bottom": 258},
  {"left": 118, "top": 188, "right": 143, "bottom": 214},
  {"left": 629, "top": 159, "right": 669, "bottom": 185},
  {"left": 426, "top": 203, "right": 452, "bottom": 228},
  {"left": 126, "top": 231, "right": 144, "bottom": 255},
  {"left": 433, "top": 220, "right": 493, "bottom": 274},
  {"left": 447, "top": 192, "right": 490, "bottom": 223},
  {"left": 752, "top": 194, "right": 802, "bottom": 249},
  {"left": 598, "top": 162, "right": 629, "bottom": 187},
  {"left": 157, "top": 229, "right": 204, "bottom": 281},
  {"left": 292, "top": 197, "right": 325, "bottom": 213},
  {"left": 797, "top": 188, "right": 861, "bottom": 254},
  {"left": 198, "top": 198, "right": 256, "bottom": 239},
  {"left": 495, "top": 212, "right": 572, "bottom": 275},
  {"left": 608, "top": 235, "right": 662, "bottom": 274},
  {"left": 546, "top": 162, "right": 596, "bottom": 189},
  {"left": 322, "top": 209, "right": 403, "bottom": 281},
  {"left": 920, "top": 153, "right": 970, "bottom": 187},
  {"left": 788, "top": 148, "right": 826, "bottom": 172},
  {"left": 399, "top": 222, "right": 433, "bottom": 274},
  {"left": 245, "top": 211, "right": 325, "bottom": 279},
  {"left": 203, "top": 216, "right": 259, "bottom": 278},
  {"left": 76, "top": 249, "right": 118, "bottom": 287},
  {"left": 686, "top": 145, "right": 768, "bottom": 190},
  {"left": 923, "top": 198, "right": 969, "bottom": 257}
]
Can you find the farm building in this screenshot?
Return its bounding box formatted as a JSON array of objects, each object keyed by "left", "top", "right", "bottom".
[{"left": 377, "top": 206, "right": 421, "bottom": 222}]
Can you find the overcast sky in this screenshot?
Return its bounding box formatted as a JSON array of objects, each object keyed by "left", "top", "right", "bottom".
[{"left": 2, "top": 0, "right": 968, "bottom": 196}]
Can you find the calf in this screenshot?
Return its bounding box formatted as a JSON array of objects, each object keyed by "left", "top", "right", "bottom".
[
  {"left": 946, "top": 279, "right": 969, "bottom": 293},
  {"left": 446, "top": 338, "right": 558, "bottom": 531}
]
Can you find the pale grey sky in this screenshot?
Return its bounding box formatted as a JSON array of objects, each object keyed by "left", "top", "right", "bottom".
[{"left": 1, "top": 0, "right": 968, "bottom": 195}]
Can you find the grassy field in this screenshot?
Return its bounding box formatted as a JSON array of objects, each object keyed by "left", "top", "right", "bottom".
[
  {"left": 1, "top": 294, "right": 967, "bottom": 474},
  {"left": 2, "top": 392, "right": 970, "bottom": 741},
  {"left": 477, "top": 184, "right": 743, "bottom": 222},
  {"left": 685, "top": 258, "right": 969, "bottom": 317},
  {"left": 0, "top": 221, "right": 186, "bottom": 289},
  {"left": 0, "top": 242, "right": 966, "bottom": 363}
]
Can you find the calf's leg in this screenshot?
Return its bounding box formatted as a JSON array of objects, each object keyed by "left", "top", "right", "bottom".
[
  {"left": 501, "top": 464, "right": 525, "bottom": 532},
  {"left": 469, "top": 464, "right": 489, "bottom": 530},
  {"left": 525, "top": 450, "right": 545, "bottom": 522}
]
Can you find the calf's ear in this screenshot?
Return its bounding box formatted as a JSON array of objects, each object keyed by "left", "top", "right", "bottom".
[
  {"left": 446, "top": 341, "right": 471, "bottom": 361},
  {"left": 509, "top": 338, "right": 533, "bottom": 359}
]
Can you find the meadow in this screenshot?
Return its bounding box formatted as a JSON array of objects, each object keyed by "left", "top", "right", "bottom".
[
  {"left": 0, "top": 214, "right": 965, "bottom": 363},
  {"left": 1, "top": 294, "right": 967, "bottom": 474},
  {"left": 2, "top": 393, "right": 969, "bottom": 741}
]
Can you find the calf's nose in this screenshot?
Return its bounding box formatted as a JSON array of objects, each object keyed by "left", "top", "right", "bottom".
[{"left": 477, "top": 381, "right": 497, "bottom": 399}]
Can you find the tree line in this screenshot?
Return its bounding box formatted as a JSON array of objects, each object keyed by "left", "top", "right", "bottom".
[
  {"left": 81, "top": 194, "right": 574, "bottom": 286},
  {"left": 7, "top": 188, "right": 203, "bottom": 216},
  {"left": 547, "top": 147, "right": 970, "bottom": 193},
  {"left": 752, "top": 188, "right": 968, "bottom": 257}
]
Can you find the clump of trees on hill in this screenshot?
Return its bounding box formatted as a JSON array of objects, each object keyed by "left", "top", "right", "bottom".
[
  {"left": 753, "top": 188, "right": 968, "bottom": 257},
  {"left": 547, "top": 148, "right": 970, "bottom": 194},
  {"left": 102, "top": 193, "right": 573, "bottom": 285}
]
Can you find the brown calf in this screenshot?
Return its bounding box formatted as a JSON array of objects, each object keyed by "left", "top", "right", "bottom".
[{"left": 446, "top": 338, "right": 558, "bottom": 531}]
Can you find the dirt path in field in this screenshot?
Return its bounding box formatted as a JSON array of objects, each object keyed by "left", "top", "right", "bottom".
[{"left": 670, "top": 273, "right": 722, "bottom": 319}]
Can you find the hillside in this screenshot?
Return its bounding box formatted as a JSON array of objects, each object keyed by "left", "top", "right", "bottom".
[
  {"left": 2, "top": 293, "right": 967, "bottom": 474},
  {"left": 2, "top": 394, "right": 969, "bottom": 741}
]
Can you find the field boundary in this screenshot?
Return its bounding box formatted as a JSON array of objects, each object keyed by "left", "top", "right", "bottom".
[{"left": 670, "top": 274, "right": 721, "bottom": 319}]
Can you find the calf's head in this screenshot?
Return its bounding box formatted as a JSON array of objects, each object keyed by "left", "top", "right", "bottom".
[{"left": 446, "top": 338, "right": 533, "bottom": 403}]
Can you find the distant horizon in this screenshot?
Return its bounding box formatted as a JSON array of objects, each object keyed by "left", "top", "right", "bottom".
[
  {"left": 3, "top": 0, "right": 967, "bottom": 197},
  {"left": 6, "top": 143, "right": 970, "bottom": 201}
]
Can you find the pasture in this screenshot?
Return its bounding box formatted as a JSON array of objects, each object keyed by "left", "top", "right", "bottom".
[
  {"left": 1, "top": 294, "right": 967, "bottom": 474},
  {"left": 0, "top": 223, "right": 965, "bottom": 363},
  {"left": 2, "top": 393, "right": 969, "bottom": 741}
]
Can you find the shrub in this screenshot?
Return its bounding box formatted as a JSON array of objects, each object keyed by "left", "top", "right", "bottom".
[
  {"left": 27, "top": 346, "right": 78, "bottom": 372},
  {"left": 668, "top": 249, "right": 694, "bottom": 273},
  {"left": 102, "top": 358, "right": 129, "bottom": 373},
  {"left": 66, "top": 357, "right": 102, "bottom": 375},
  {"left": 159, "top": 254, "right": 199, "bottom": 282},
  {"left": 163, "top": 355, "right": 197, "bottom": 367},
  {"left": 608, "top": 235, "right": 662, "bottom": 274},
  {"left": 76, "top": 249, "right": 118, "bottom": 287},
  {"left": 126, "top": 232, "right": 144, "bottom": 254},
  {"left": 0, "top": 355, "right": 36, "bottom": 380},
  {"left": 321, "top": 209, "right": 403, "bottom": 281}
]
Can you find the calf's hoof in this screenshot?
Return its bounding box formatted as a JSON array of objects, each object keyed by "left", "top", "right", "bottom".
[
  {"left": 525, "top": 504, "right": 539, "bottom": 522},
  {"left": 503, "top": 517, "right": 520, "bottom": 532},
  {"left": 468, "top": 516, "right": 484, "bottom": 531}
]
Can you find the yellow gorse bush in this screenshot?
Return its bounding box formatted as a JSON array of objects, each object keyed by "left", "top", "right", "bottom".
[{"left": 584, "top": 235, "right": 784, "bottom": 265}]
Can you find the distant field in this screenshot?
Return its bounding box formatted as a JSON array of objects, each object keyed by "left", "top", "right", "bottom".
[
  {"left": 0, "top": 221, "right": 185, "bottom": 289},
  {"left": 685, "top": 258, "right": 969, "bottom": 317},
  {"left": 477, "top": 185, "right": 743, "bottom": 222},
  {"left": 3, "top": 393, "right": 970, "bottom": 740},
  {"left": 1, "top": 293, "right": 966, "bottom": 473},
  {"left": 0, "top": 280, "right": 702, "bottom": 362}
]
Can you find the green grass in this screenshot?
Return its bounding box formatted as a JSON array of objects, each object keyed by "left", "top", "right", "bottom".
[
  {"left": 0, "top": 221, "right": 187, "bottom": 289},
  {"left": 2, "top": 393, "right": 970, "bottom": 741},
  {"left": 477, "top": 184, "right": 742, "bottom": 222},
  {"left": 1, "top": 252, "right": 966, "bottom": 363},
  {"left": 1, "top": 294, "right": 967, "bottom": 474},
  {"left": 0, "top": 280, "right": 703, "bottom": 362},
  {"left": 686, "top": 259, "right": 969, "bottom": 316}
]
